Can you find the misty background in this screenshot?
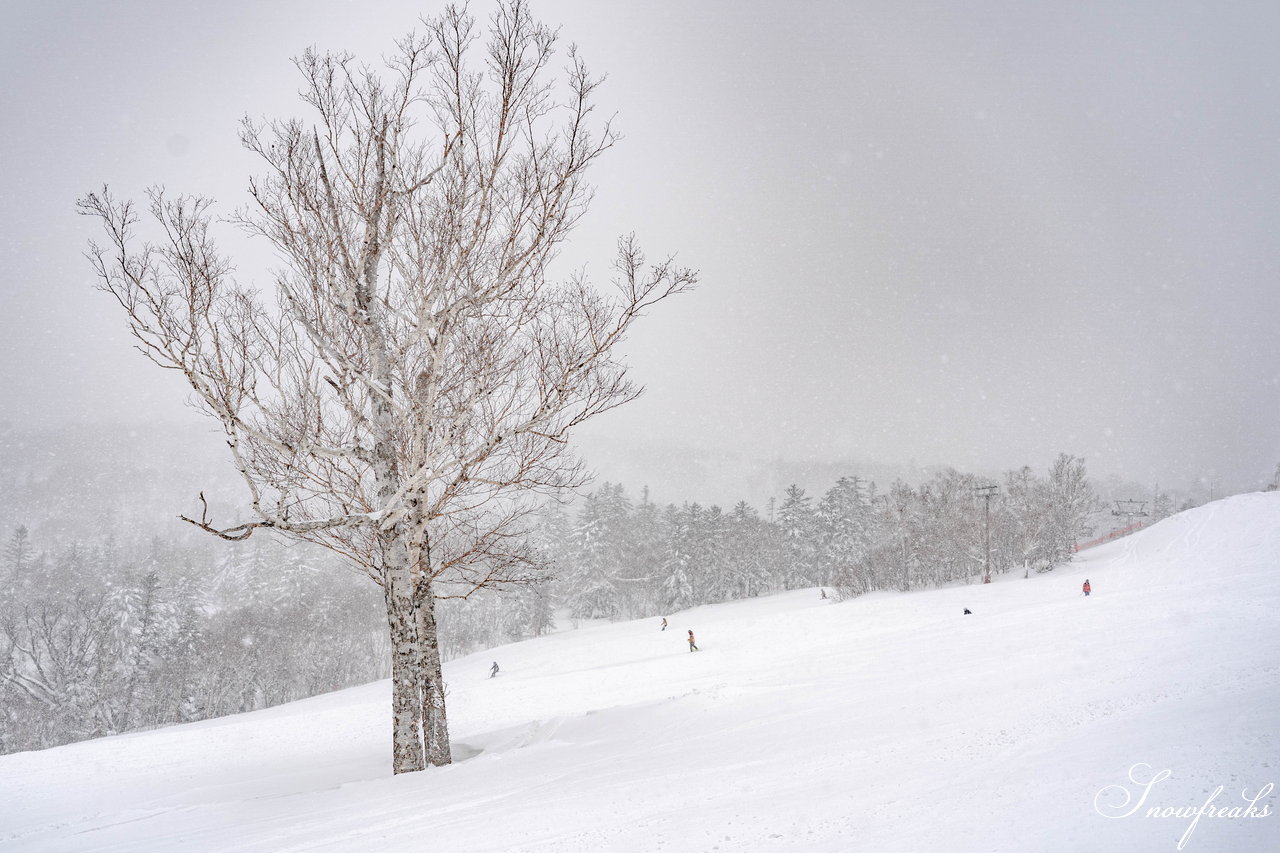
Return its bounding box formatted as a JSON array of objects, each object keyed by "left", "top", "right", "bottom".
[{"left": 2, "top": 0, "right": 1277, "bottom": 509}]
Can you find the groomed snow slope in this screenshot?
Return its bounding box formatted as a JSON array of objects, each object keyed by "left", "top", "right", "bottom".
[{"left": 2, "top": 492, "right": 1277, "bottom": 852}]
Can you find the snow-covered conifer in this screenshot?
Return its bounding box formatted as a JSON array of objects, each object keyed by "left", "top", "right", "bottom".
[{"left": 776, "top": 485, "right": 818, "bottom": 589}]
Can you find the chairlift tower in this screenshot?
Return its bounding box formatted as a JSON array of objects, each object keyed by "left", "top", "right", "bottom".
[
  {"left": 976, "top": 484, "right": 998, "bottom": 583},
  {"left": 1112, "top": 499, "right": 1149, "bottom": 533}
]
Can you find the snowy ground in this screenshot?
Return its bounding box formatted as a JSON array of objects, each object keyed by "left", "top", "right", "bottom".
[{"left": 2, "top": 493, "right": 1278, "bottom": 852}]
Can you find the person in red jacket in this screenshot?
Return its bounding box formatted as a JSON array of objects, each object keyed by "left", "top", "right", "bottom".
[
  {"left": 1083, "top": 579, "right": 1091, "bottom": 597},
  {"left": 687, "top": 629, "right": 699, "bottom": 652}
]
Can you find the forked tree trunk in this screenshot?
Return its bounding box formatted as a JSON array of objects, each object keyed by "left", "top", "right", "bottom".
[
  {"left": 414, "top": 578, "right": 451, "bottom": 767},
  {"left": 382, "top": 545, "right": 426, "bottom": 774},
  {"left": 408, "top": 509, "right": 450, "bottom": 766}
]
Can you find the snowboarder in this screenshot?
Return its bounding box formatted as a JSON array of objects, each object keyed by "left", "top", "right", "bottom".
[
  {"left": 661, "top": 617, "right": 668, "bottom": 631},
  {"left": 1082, "top": 580, "right": 1091, "bottom": 597},
  {"left": 963, "top": 608, "right": 972, "bottom": 615},
  {"left": 489, "top": 661, "right": 499, "bottom": 678},
  {"left": 687, "top": 630, "right": 698, "bottom": 652}
]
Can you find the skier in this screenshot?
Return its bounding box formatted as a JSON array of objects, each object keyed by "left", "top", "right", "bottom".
[
  {"left": 489, "top": 661, "right": 499, "bottom": 678},
  {"left": 687, "top": 629, "right": 698, "bottom": 652},
  {"left": 1082, "top": 579, "right": 1091, "bottom": 597},
  {"left": 963, "top": 608, "right": 972, "bottom": 615},
  {"left": 661, "top": 617, "right": 668, "bottom": 631}
]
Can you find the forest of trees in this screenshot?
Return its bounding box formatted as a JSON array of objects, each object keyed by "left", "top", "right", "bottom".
[
  {"left": 3, "top": 449, "right": 1196, "bottom": 755},
  {"left": 537, "top": 452, "right": 1110, "bottom": 617},
  {"left": 0, "top": 529, "right": 386, "bottom": 755}
]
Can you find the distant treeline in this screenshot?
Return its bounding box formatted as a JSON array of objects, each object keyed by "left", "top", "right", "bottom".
[{"left": 531, "top": 453, "right": 1139, "bottom": 622}]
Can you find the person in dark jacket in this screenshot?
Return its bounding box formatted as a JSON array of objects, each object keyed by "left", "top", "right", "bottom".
[
  {"left": 661, "top": 617, "right": 668, "bottom": 631},
  {"left": 489, "top": 661, "right": 500, "bottom": 678}
]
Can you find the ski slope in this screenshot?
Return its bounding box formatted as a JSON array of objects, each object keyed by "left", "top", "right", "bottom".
[{"left": 2, "top": 493, "right": 1277, "bottom": 852}]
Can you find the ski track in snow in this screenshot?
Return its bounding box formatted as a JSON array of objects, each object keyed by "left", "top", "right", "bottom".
[{"left": 1, "top": 493, "right": 1278, "bottom": 852}]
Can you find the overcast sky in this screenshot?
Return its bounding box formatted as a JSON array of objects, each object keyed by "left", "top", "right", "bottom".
[{"left": 1, "top": 0, "right": 1277, "bottom": 503}]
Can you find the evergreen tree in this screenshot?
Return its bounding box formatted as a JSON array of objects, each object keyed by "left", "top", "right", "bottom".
[
  {"left": 816, "top": 476, "right": 871, "bottom": 589},
  {"left": 659, "top": 503, "right": 698, "bottom": 612},
  {"left": 595, "top": 484, "right": 642, "bottom": 616},
  {"left": 623, "top": 487, "right": 666, "bottom": 616},
  {"left": 723, "top": 501, "right": 771, "bottom": 598},
  {"left": 1151, "top": 487, "right": 1176, "bottom": 520},
  {"left": 566, "top": 490, "right": 620, "bottom": 619},
  {"left": 776, "top": 485, "right": 818, "bottom": 589},
  {"left": 530, "top": 500, "right": 573, "bottom": 621},
  {"left": 698, "top": 505, "right": 733, "bottom": 603}
]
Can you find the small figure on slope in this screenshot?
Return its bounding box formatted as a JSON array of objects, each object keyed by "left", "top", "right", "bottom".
[
  {"left": 1082, "top": 579, "right": 1091, "bottom": 597},
  {"left": 963, "top": 608, "right": 972, "bottom": 615},
  {"left": 687, "top": 629, "right": 699, "bottom": 652},
  {"left": 661, "top": 617, "right": 668, "bottom": 631},
  {"left": 489, "top": 661, "right": 500, "bottom": 678}
]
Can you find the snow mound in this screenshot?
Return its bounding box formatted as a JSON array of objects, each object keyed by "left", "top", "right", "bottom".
[
  {"left": 1084, "top": 491, "right": 1279, "bottom": 580},
  {"left": 2, "top": 494, "right": 1277, "bottom": 852}
]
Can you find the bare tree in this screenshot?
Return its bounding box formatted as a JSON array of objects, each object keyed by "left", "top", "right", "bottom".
[
  {"left": 1046, "top": 453, "right": 1099, "bottom": 563},
  {"left": 79, "top": 1, "right": 694, "bottom": 774}
]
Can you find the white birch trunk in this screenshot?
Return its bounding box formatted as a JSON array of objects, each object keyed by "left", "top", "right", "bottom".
[
  {"left": 413, "top": 576, "right": 451, "bottom": 767},
  {"left": 381, "top": 558, "right": 425, "bottom": 773}
]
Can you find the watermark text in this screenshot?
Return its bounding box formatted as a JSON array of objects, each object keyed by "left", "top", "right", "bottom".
[{"left": 1094, "top": 763, "right": 1273, "bottom": 850}]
